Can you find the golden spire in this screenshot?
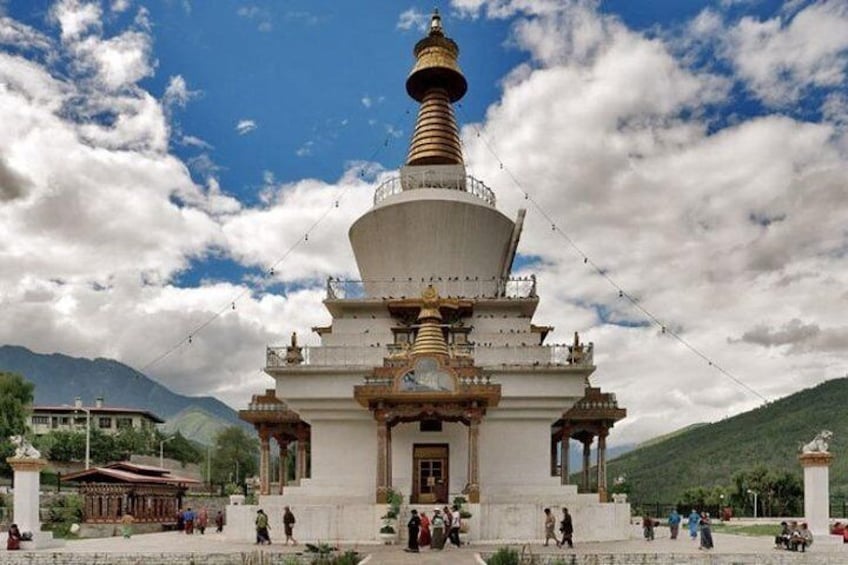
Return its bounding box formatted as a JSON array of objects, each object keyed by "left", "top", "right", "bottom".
[
  {"left": 405, "top": 9, "right": 467, "bottom": 167},
  {"left": 411, "top": 285, "right": 450, "bottom": 357}
]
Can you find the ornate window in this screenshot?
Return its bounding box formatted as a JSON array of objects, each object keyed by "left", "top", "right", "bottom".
[{"left": 398, "top": 357, "right": 455, "bottom": 392}]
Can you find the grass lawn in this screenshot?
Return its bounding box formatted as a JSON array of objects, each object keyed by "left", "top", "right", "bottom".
[{"left": 712, "top": 522, "right": 780, "bottom": 537}]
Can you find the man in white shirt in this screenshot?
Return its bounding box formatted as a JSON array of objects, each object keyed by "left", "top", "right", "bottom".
[{"left": 448, "top": 505, "right": 462, "bottom": 547}]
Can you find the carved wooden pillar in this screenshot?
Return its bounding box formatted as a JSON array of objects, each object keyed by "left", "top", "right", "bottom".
[
  {"left": 259, "top": 426, "right": 271, "bottom": 495},
  {"left": 376, "top": 414, "right": 388, "bottom": 503},
  {"left": 259, "top": 426, "right": 271, "bottom": 494},
  {"left": 386, "top": 422, "right": 393, "bottom": 488},
  {"left": 561, "top": 427, "right": 571, "bottom": 485},
  {"left": 274, "top": 435, "right": 288, "bottom": 495},
  {"left": 597, "top": 428, "right": 608, "bottom": 502},
  {"left": 295, "top": 425, "right": 309, "bottom": 482},
  {"left": 467, "top": 412, "right": 481, "bottom": 503},
  {"left": 581, "top": 437, "right": 593, "bottom": 493}
]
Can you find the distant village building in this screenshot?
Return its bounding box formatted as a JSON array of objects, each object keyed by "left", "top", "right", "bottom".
[
  {"left": 242, "top": 11, "right": 629, "bottom": 543},
  {"left": 29, "top": 396, "right": 163, "bottom": 436}
]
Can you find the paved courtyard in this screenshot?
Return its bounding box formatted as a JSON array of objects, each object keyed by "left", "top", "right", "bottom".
[{"left": 6, "top": 524, "right": 846, "bottom": 564}]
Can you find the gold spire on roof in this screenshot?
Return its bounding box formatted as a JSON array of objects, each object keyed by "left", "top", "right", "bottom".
[
  {"left": 411, "top": 285, "right": 449, "bottom": 357},
  {"left": 405, "top": 9, "right": 467, "bottom": 167}
]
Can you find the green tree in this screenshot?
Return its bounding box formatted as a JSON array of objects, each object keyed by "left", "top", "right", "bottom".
[
  {"left": 210, "top": 426, "right": 258, "bottom": 486},
  {"left": 34, "top": 430, "right": 86, "bottom": 462},
  {"left": 157, "top": 430, "right": 203, "bottom": 465},
  {"left": 0, "top": 371, "right": 35, "bottom": 476}
]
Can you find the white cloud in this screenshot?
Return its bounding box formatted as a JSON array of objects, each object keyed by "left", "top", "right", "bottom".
[
  {"left": 397, "top": 8, "right": 429, "bottom": 32},
  {"left": 361, "top": 95, "right": 372, "bottom": 108},
  {"left": 237, "top": 4, "right": 272, "bottom": 33},
  {"left": 111, "top": 0, "right": 131, "bottom": 13},
  {"left": 722, "top": 0, "right": 848, "bottom": 106},
  {"left": 235, "top": 119, "right": 258, "bottom": 135},
  {"left": 453, "top": 0, "right": 848, "bottom": 445},
  {"left": 3, "top": 0, "right": 847, "bottom": 446},
  {"left": 295, "top": 141, "right": 314, "bottom": 157},
  {"left": 163, "top": 74, "right": 198, "bottom": 110},
  {"left": 0, "top": 16, "right": 53, "bottom": 52}
]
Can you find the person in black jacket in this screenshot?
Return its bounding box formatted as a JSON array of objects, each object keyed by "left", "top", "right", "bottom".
[
  {"left": 405, "top": 509, "right": 421, "bottom": 553},
  {"left": 559, "top": 507, "right": 574, "bottom": 549}
]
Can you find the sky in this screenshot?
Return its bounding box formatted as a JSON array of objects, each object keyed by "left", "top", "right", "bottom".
[{"left": 0, "top": 0, "right": 847, "bottom": 447}]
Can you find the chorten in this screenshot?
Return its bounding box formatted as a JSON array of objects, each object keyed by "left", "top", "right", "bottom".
[{"left": 243, "top": 10, "right": 630, "bottom": 545}]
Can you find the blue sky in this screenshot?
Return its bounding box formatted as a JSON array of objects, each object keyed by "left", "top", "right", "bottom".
[{"left": 1, "top": 0, "right": 847, "bottom": 444}]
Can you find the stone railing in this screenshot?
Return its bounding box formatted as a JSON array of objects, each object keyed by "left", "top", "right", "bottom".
[
  {"left": 266, "top": 343, "right": 593, "bottom": 369},
  {"left": 326, "top": 276, "right": 536, "bottom": 300},
  {"left": 373, "top": 174, "right": 496, "bottom": 207}
]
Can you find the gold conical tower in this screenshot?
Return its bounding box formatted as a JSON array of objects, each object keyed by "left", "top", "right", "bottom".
[
  {"left": 411, "top": 285, "right": 449, "bottom": 357},
  {"left": 405, "top": 10, "right": 467, "bottom": 167}
]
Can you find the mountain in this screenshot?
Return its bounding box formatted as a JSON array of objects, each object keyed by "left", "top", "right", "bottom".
[
  {"left": 161, "top": 406, "right": 234, "bottom": 447},
  {"left": 605, "top": 377, "right": 848, "bottom": 503},
  {"left": 0, "top": 345, "right": 251, "bottom": 441}
]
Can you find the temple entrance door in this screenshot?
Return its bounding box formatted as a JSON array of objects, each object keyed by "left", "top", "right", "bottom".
[{"left": 412, "top": 444, "right": 449, "bottom": 504}]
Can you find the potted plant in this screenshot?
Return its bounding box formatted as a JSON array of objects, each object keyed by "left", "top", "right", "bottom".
[
  {"left": 379, "top": 488, "right": 403, "bottom": 544},
  {"left": 453, "top": 495, "right": 472, "bottom": 533}
]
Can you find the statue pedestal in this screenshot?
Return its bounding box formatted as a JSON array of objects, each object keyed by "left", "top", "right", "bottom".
[
  {"left": 800, "top": 452, "right": 835, "bottom": 541},
  {"left": 7, "top": 457, "right": 64, "bottom": 549}
]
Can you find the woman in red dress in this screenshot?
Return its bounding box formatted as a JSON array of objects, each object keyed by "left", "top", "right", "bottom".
[
  {"left": 7, "top": 524, "right": 22, "bottom": 550},
  {"left": 418, "top": 511, "right": 432, "bottom": 547}
]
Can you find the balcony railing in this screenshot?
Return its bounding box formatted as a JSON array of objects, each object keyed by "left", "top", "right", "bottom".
[
  {"left": 373, "top": 174, "right": 496, "bottom": 207},
  {"left": 266, "top": 342, "right": 593, "bottom": 369},
  {"left": 326, "top": 276, "right": 537, "bottom": 300}
]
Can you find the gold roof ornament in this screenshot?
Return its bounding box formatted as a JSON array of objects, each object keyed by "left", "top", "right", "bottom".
[
  {"left": 405, "top": 9, "right": 467, "bottom": 166},
  {"left": 411, "top": 285, "right": 449, "bottom": 357}
]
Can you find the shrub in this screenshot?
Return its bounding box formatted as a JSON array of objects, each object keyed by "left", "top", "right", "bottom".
[
  {"left": 44, "top": 494, "right": 83, "bottom": 538},
  {"left": 487, "top": 546, "right": 520, "bottom": 565}
]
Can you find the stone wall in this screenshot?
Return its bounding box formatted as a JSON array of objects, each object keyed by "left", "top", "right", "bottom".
[
  {"left": 475, "top": 553, "right": 848, "bottom": 565},
  {"left": 0, "top": 552, "right": 324, "bottom": 564}
]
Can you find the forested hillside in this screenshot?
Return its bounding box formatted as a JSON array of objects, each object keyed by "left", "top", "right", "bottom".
[{"left": 606, "top": 377, "right": 848, "bottom": 504}]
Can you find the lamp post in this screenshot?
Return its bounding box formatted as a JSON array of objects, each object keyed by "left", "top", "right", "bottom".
[
  {"left": 73, "top": 397, "right": 91, "bottom": 470},
  {"left": 160, "top": 436, "right": 176, "bottom": 468},
  {"left": 747, "top": 489, "right": 758, "bottom": 519}
]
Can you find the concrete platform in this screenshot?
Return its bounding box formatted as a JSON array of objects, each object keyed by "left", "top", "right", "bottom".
[{"left": 2, "top": 527, "right": 846, "bottom": 564}]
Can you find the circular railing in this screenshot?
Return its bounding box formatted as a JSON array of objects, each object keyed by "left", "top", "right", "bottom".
[{"left": 373, "top": 174, "right": 496, "bottom": 207}]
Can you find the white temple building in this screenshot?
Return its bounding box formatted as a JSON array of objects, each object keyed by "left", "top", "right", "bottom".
[{"left": 235, "top": 11, "right": 630, "bottom": 544}]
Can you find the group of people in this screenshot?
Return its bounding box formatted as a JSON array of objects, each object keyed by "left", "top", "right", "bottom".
[
  {"left": 404, "top": 505, "right": 464, "bottom": 552},
  {"left": 175, "top": 507, "right": 222, "bottom": 535},
  {"left": 542, "top": 507, "right": 574, "bottom": 549},
  {"left": 775, "top": 521, "right": 813, "bottom": 552},
  {"left": 255, "top": 506, "right": 298, "bottom": 546},
  {"left": 640, "top": 509, "right": 713, "bottom": 550}
]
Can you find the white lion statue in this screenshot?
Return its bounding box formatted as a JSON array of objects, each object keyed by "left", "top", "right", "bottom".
[
  {"left": 9, "top": 435, "right": 41, "bottom": 459},
  {"left": 801, "top": 430, "right": 833, "bottom": 454}
]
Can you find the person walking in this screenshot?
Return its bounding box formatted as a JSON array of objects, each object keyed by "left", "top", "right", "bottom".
[
  {"left": 543, "top": 508, "right": 560, "bottom": 547},
  {"left": 6, "top": 524, "right": 22, "bottom": 550},
  {"left": 283, "top": 506, "right": 297, "bottom": 545},
  {"left": 431, "top": 508, "right": 446, "bottom": 550},
  {"left": 668, "top": 509, "right": 681, "bottom": 540},
  {"left": 687, "top": 509, "right": 700, "bottom": 541},
  {"left": 405, "top": 509, "right": 421, "bottom": 553},
  {"left": 418, "top": 511, "right": 431, "bottom": 548},
  {"left": 120, "top": 513, "right": 134, "bottom": 539},
  {"left": 699, "top": 512, "right": 714, "bottom": 550},
  {"left": 448, "top": 505, "right": 462, "bottom": 548},
  {"left": 255, "top": 509, "right": 271, "bottom": 545},
  {"left": 197, "top": 508, "right": 208, "bottom": 535},
  {"left": 215, "top": 510, "right": 224, "bottom": 533},
  {"left": 559, "top": 507, "right": 574, "bottom": 549},
  {"left": 183, "top": 507, "right": 196, "bottom": 535},
  {"left": 642, "top": 514, "right": 655, "bottom": 541}
]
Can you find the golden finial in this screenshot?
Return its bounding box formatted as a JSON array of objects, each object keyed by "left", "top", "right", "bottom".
[{"left": 404, "top": 9, "right": 467, "bottom": 166}]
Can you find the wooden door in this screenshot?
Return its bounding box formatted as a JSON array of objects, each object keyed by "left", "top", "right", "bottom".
[{"left": 412, "top": 444, "right": 449, "bottom": 504}]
